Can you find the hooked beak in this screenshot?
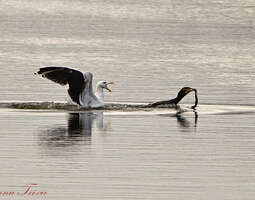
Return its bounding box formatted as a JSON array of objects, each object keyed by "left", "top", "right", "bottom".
[
  {"left": 186, "top": 88, "right": 196, "bottom": 94},
  {"left": 105, "top": 81, "right": 114, "bottom": 93},
  {"left": 192, "top": 88, "right": 197, "bottom": 93}
]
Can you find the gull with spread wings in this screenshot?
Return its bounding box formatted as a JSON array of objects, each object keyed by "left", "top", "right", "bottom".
[{"left": 35, "top": 67, "right": 114, "bottom": 108}]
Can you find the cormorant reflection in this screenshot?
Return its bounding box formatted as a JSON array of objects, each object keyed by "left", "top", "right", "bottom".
[
  {"left": 175, "top": 111, "right": 198, "bottom": 132},
  {"left": 39, "top": 112, "right": 105, "bottom": 147}
]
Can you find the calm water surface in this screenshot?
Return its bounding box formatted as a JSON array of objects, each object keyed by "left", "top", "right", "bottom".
[
  {"left": 0, "top": 0, "right": 255, "bottom": 199},
  {"left": 0, "top": 109, "right": 255, "bottom": 200}
]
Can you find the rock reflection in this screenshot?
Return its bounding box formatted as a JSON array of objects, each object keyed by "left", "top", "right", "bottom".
[{"left": 39, "top": 112, "right": 106, "bottom": 147}]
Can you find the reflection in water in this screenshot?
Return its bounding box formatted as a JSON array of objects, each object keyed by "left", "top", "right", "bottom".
[
  {"left": 39, "top": 112, "right": 107, "bottom": 147},
  {"left": 161, "top": 111, "right": 198, "bottom": 131},
  {"left": 68, "top": 112, "right": 96, "bottom": 136},
  {"left": 175, "top": 112, "right": 198, "bottom": 132},
  {"left": 38, "top": 111, "right": 197, "bottom": 149},
  {"left": 159, "top": 111, "right": 198, "bottom": 131},
  {"left": 175, "top": 111, "right": 198, "bottom": 128}
]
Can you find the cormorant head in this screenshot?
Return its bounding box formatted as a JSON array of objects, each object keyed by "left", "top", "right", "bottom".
[
  {"left": 97, "top": 81, "right": 114, "bottom": 92},
  {"left": 177, "top": 87, "right": 195, "bottom": 99}
]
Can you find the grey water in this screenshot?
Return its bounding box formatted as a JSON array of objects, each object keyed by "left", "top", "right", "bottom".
[{"left": 0, "top": 0, "right": 255, "bottom": 199}]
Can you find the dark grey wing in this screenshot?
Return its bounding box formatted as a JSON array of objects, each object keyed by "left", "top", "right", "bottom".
[{"left": 36, "top": 67, "right": 85, "bottom": 105}]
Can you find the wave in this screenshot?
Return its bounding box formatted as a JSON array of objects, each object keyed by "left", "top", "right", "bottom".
[
  {"left": 1, "top": 101, "right": 254, "bottom": 116},
  {"left": 0, "top": 101, "right": 180, "bottom": 112}
]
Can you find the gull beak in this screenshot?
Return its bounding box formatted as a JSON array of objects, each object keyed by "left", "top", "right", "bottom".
[{"left": 105, "top": 81, "right": 114, "bottom": 93}]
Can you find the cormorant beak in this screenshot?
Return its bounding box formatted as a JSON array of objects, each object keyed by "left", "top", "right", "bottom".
[
  {"left": 185, "top": 88, "right": 194, "bottom": 94},
  {"left": 192, "top": 88, "right": 197, "bottom": 93},
  {"left": 105, "top": 81, "right": 114, "bottom": 93}
]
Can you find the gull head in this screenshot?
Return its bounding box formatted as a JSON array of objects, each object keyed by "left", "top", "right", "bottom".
[{"left": 97, "top": 81, "right": 114, "bottom": 92}]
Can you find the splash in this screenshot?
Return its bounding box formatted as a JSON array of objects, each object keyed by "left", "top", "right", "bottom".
[{"left": 0, "top": 101, "right": 180, "bottom": 112}]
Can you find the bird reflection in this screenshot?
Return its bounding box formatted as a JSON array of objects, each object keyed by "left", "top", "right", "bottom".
[
  {"left": 175, "top": 111, "right": 198, "bottom": 128},
  {"left": 39, "top": 112, "right": 106, "bottom": 147},
  {"left": 68, "top": 112, "right": 96, "bottom": 136},
  {"left": 159, "top": 110, "right": 198, "bottom": 131}
]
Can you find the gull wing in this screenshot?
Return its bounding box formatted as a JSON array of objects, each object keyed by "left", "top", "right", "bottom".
[{"left": 36, "top": 67, "right": 86, "bottom": 105}]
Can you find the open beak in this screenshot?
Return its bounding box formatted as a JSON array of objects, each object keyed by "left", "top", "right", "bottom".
[{"left": 105, "top": 81, "right": 114, "bottom": 93}]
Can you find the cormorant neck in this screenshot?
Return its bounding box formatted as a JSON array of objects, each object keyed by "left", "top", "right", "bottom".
[{"left": 170, "top": 95, "right": 184, "bottom": 105}]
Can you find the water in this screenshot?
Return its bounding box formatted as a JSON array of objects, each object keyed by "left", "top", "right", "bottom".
[{"left": 0, "top": 0, "right": 255, "bottom": 199}]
